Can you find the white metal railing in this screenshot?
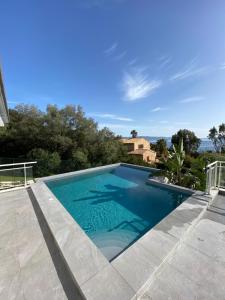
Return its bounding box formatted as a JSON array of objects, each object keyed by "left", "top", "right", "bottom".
[
  {"left": 206, "top": 161, "right": 225, "bottom": 194},
  {"left": 0, "top": 161, "right": 37, "bottom": 190}
]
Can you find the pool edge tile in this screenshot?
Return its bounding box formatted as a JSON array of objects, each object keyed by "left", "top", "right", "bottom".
[
  {"left": 112, "top": 242, "right": 161, "bottom": 294},
  {"left": 31, "top": 182, "right": 110, "bottom": 288},
  {"left": 81, "top": 264, "right": 136, "bottom": 300}
]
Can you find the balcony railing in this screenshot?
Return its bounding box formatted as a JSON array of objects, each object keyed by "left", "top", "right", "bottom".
[
  {"left": 0, "top": 161, "right": 37, "bottom": 190},
  {"left": 206, "top": 161, "right": 225, "bottom": 194}
]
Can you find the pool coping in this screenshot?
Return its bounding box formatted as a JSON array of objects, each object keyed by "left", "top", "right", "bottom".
[{"left": 31, "top": 163, "right": 211, "bottom": 299}]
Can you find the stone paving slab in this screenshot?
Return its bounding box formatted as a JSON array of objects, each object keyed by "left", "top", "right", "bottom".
[
  {"left": 184, "top": 219, "right": 225, "bottom": 264},
  {"left": 140, "top": 261, "right": 210, "bottom": 300},
  {"left": 81, "top": 265, "right": 136, "bottom": 300},
  {"left": 139, "top": 193, "right": 225, "bottom": 299},
  {"left": 138, "top": 229, "right": 178, "bottom": 262},
  {"left": 0, "top": 188, "right": 67, "bottom": 300},
  {"left": 169, "top": 196, "right": 207, "bottom": 225},
  {"left": 31, "top": 182, "right": 109, "bottom": 288},
  {"left": 153, "top": 213, "right": 190, "bottom": 239},
  {"left": 168, "top": 244, "right": 225, "bottom": 299},
  {"left": 112, "top": 242, "right": 160, "bottom": 293}
]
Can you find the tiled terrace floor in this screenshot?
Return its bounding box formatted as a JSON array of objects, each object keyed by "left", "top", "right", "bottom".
[
  {"left": 140, "top": 194, "right": 225, "bottom": 299},
  {"left": 1, "top": 187, "right": 225, "bottom": 300},
  {"left": 0, "top": 188, "right": 67, "bottom": 300}
]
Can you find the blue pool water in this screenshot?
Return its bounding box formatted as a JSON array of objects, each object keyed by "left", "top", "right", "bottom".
[{"left": 46, "top": 165, "right": 189, "bottom": 261}]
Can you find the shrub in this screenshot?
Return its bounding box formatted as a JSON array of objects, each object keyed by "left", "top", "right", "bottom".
[{"left": 27, "top": 148, "right": 61, "bottom": 177}]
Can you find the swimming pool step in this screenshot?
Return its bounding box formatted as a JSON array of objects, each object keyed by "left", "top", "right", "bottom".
[{"left": 89, "top": 230, "right": 138, "bottom": 261}]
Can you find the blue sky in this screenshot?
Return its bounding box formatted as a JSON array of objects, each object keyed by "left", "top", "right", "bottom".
[{"left": 1, "top": 0, "right": 225, "bottom": 137}]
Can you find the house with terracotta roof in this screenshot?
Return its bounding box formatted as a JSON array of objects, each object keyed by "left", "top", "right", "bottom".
[{"left": 120, "top": 137, "right": 156, "bottom": 163}]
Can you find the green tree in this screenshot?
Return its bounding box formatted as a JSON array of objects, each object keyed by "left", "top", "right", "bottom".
[
  {"left": 155, "top": 138, "right": 168, "bottom": 159},
  {"left": 130, "top": 130, "right": 138, "bottom": 138},
  {"left": 0, "top": 104, "right": 44, "bottom": 157},
  {"left": 27, "top": 148, "right": 61, "bottom": 177},
  {"left": 163, "top": 138, "right": 185, "bottom": 185},
  {"left": 0, "top": 104, "right": 127, "bottom": 177},
  {"left": 171, "top": 129, "right": 201, "bottom": 154},
  {"left": 172, "top": 138, "right": 185, "bottom": 184},
  {"left": 208, "top": 123, "right": 225, "bottom": 153}
]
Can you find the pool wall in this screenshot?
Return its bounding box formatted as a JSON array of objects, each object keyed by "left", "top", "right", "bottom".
[{"left": 31, "top": 163, "right": 210, "bottom": 300}]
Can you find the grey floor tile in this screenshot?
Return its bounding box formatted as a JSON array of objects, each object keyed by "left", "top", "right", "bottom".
[
  {"left": 167, "top": 244, "right": 225, "bottom": 299},
  {"left": 81, "top": 265, "right": 135, "bottom": 300},
  {"left": 140, "top": 262, "right": 210, "bottom": 300},
  {"left": 113, "top": 242, "right": 160, "bottom": 293},
  {"left": 0, "top": 273, "right": 24, "bottom": 300},
  {"left": 0, "top": 249, "right": 20, "bottom": 280},
  {"left": 153, "top": 213, "right": 190, "bottom": 239},
  {"left": 20, "top": 255, "right": 65, "bottom": 300},
  {"left": 138, "top": 229, "right": 178, "bottom": 261}
]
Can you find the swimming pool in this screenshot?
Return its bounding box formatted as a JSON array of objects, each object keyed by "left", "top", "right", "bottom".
[{"left": 46, "top": 165, "right": 189, "bottom": 261}]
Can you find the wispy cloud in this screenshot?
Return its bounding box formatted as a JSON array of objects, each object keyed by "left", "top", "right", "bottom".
[
  {"left": 89, "top": 113, "right": 133, "bottom": 122},
  {"left": 179, "top": 96, "right": 204, "bottom": 104},
  {"left": 158, "top": 55, "right": 172, "bottom": 69},
  {"left": 104, "top": 42, "right": 118, "bottom": 55},
  {"left": 113, "top": 51, "right": 127, "bottom": 61},
  {"left": 122, "top": 69, "right": 161, "bottom": 102},
  {"left": 151, "top": 107, "right": 167, "bottom": 112},
  {"left": 170, "top": 59, "right": 208, "bottom": 81}
]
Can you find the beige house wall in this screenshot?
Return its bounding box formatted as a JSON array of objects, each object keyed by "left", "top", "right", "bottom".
[
  {"left": 142, "top": 150, "right": 156, "bottom": 163},
  {"left": 120, "top": 137, "right": 157, "bottom": 163}
]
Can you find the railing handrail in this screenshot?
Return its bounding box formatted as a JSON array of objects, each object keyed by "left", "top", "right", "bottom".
[
  {"left": 0, "top": 161, "right": 37, "bottom": 168},
  {"left": 206, "top": 160, "right": 225, "bottom": 194},
  {"left": 0, "top": 161, "right": 37, "bottom": 189},
  {"left": 206, "top": 160, "right": 225, "bottom": 168},
  {"left": 0, "top": 166, "right": 33, "bottom": 172}
]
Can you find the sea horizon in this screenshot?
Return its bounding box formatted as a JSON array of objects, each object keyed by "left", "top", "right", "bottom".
[{"left": 123, "top": 136, "right": 214, "bottom": 152}]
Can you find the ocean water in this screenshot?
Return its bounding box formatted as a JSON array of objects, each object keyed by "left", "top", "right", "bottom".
[
  {"left": 46, "top": 165, "right": 189, "bottom": 261},
  {"left": 144, "top": 137, "right": 214, "bottom": 152}
]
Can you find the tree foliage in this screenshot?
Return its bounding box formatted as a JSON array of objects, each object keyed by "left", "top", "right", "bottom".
[
  {"left": 155, "top": 138, "right": 168, "bottom": 159},
  {"left": 172, "top": 138, "right": 185, "bottom": 184},
  {"left": 208, "top": 123, "right": 225, "bottom": 153},
  {"left": 0, "top": 104, "right": 127, "bottom": 176},
  {"left": 171, "top": 129, "right": 201, "bottom": 154},
  {"left": 130, "top": 129, "right": 138, "bottom": 138},
  {"left": 27, "top": 148, "right": 61, "bottom": 177},
  {"left": 163, "top": 138, "right": 185, "bottom": 185}
]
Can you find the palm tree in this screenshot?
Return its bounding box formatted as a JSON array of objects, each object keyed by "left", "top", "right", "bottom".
[
  {"left": 172, "top": 138, "right": 185, "bottom": 184},
  {"left": 130, "top": 130, "right": 138, "bottom": 138},
  {"left": 155, "top": 138, "right": 185, "bottom": 186}
]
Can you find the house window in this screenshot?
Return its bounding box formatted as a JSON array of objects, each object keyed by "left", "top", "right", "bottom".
[{"left": 138, "top": 144, "right": 144, "bottom": 149}]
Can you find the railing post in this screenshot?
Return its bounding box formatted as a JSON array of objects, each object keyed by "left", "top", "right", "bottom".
[
  {"left": 206, "top": 168, "right": 209, "bottom": 194},
  {"left": 214, "top": 162, "right": 218, "bottom": 188},
  {"left": 24, "top": 164, "right": 27, "bottom": 187},
  {"left": 208, "top": 167, "right": 212, "bottom": 194},
  {"left": 206, "top": 168, "right": 211, "bottom": 194},
  {"left": 218, "top": 161, "right": 221, "bottom": 188}
]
